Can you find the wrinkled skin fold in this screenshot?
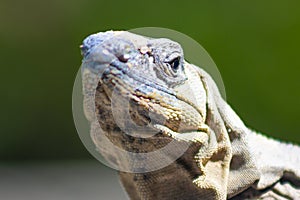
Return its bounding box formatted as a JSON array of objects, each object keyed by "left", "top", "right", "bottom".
[{"left": 80, "top": 31, "right": 300, "bottom": 199}]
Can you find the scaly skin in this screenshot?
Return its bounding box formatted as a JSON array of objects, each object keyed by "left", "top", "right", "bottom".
[{"left": 80, "top": 31, "right": 300, "bottom": 199}]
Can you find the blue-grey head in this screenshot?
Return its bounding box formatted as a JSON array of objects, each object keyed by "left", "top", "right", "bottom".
[{"left": 80, "top": 31, "right": 186, "bottom": 91}]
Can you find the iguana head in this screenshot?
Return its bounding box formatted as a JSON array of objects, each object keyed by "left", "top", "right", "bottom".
[
  {"left": 81, "top": 31, "right": 207, "bottom": 136},
  {"left": 79, "top": 31, "right": 231, "bottom": 199}
]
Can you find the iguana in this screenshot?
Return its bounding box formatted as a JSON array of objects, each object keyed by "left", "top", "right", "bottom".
[{"left": 79, "top": 31, "right": 300, "bottom": 199}]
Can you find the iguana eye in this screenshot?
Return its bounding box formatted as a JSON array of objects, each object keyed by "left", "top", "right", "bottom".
[{"left": 168, "top": 57, "right": 180, "bottom": 72}]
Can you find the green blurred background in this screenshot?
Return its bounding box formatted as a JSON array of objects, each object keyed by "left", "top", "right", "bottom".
[{"left": 1, "top": 0, "right": 299, "bottom": 162}]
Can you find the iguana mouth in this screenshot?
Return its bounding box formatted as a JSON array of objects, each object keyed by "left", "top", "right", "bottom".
[{"left": 96, "top": 65, "right": 187, "bottom": 133}]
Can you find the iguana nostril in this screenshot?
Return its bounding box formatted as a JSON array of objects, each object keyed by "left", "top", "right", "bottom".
[
  {"left": 80, "top": 44, "right": 89, "bottom": 57},
  {"left": 117, "top": 54, "right": 130, "bottom": 63}
]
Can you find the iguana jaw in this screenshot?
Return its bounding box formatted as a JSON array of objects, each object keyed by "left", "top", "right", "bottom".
[{"left": 96, "top": 65, "right": 204, "bottom": 134}]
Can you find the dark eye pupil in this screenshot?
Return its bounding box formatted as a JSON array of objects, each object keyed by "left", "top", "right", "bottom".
[{"left": 169, "top": 57, "right": 180, "bottom": 71}]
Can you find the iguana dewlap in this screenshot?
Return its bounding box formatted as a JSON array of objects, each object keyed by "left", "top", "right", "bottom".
[{"left": 80, "top": 31, "right": 300, "bottom": 200}]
